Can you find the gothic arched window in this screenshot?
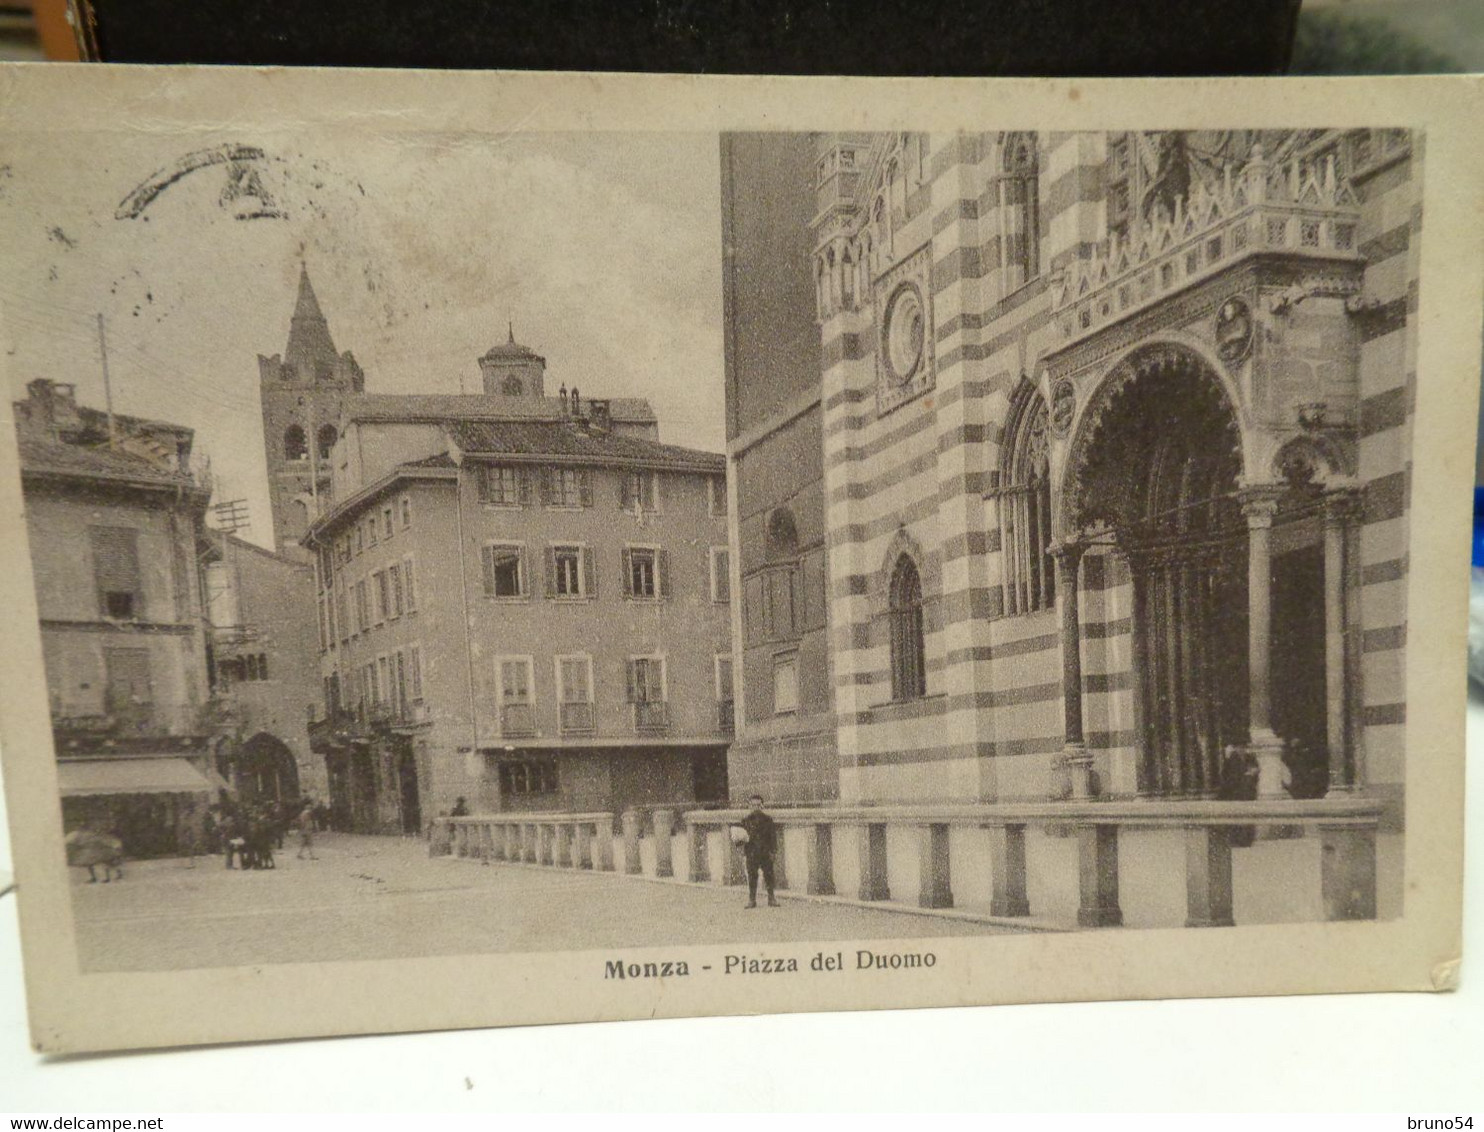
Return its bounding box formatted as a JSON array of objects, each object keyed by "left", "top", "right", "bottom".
[
  {"left": 889, "top": 554, "right": 926, "bottom": 702},
  {"left": 284, "top": 424, "right": 307, "bottom": 462},
  {"left": 317, "top": 424, "right": 338, "bottom": 459},
  {"left": 1004, "top": 133, "right": 1041, "bottom": 288},
  {"left": 757, "top": 509, "right": 801, "bottom": 644},
  {"left": 1001, "top": 384, "right": 1055, "bottom": 614},
  {"left": 842, "top": 246, "right": 856, "bottom": 308},
  {"left": 766, "top": 508, "right": 799, "bottom": 561}
]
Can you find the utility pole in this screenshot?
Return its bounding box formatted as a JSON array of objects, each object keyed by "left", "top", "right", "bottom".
[{"left": 96, "top": 313, "right": 116, "bottom": 447}]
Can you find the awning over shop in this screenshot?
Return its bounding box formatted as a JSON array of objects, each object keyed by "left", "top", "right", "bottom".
[{"left": 58, "top": 757, "right": 218, "bottom": 797}]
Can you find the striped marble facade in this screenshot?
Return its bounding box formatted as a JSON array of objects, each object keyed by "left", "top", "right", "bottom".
[{"left": 800, "top": 129, "right": 1419, "bottom": 807}]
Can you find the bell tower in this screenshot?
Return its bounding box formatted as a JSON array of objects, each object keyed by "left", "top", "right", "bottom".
[
  {"left": 477, "top": 324, "right": 546, "bottom": 398},
  {"left": 257, "top": 265, "right": 364, "bottom": 557}
]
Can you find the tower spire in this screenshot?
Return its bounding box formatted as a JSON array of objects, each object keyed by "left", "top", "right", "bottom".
[
  {"left": 284, "top": 264, "right": 338, "bottom": 376},
  {"left": 508, "top": 320, "right": 515, "bottom": 344}
]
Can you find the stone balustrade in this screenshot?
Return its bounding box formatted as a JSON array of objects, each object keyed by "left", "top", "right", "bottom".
[{"left": 433, "top": 795, "right": 1390, "bottom": 930}]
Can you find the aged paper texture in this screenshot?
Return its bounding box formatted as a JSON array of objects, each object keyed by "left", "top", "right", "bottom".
[{"left": 0, "top": 65, "right": 1475, "bottom": 1054}]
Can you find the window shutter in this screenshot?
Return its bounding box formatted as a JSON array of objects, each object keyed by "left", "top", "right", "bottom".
[
  {"left": 538, "top": 467, "right": 553, "bottom": 505},
  {"left": 578, "top": 470, "right": 593, "bottom": 508},
  {"left": 481, "top": 545, "right": 496, "bottom": 596},
  {"left": 475, "top": 467, "right": 488, "bottom": 502},
  {"left": 619, "top": 474, "right": 633, "bottom": 511},
  {"left": 582, "top": 546, "right": 597, "bottom": 598},
  {"left": 625, "top": 659, "right": 638, "bottom": 703},
  {"left": 544, "top": 546, "right": 557, "bottom": 598},
  {"left": 519, "top": 546, "right": 530, "bottom": 596},
  {"left": 90, "top": 527, "right": 142, "bottom": 610},
  {"left": 404, "top": 558, "right": 417, "bottom": 611},
  {"left": 657, "top": 548, "right": 671, "bottom": 598},
  {"left": 620, "top": 548, "right": 633, "bottom": 595}
]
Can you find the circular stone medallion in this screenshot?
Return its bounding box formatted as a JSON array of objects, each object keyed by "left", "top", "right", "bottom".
[{"left": 882, "top": 284, "right": 926, "bottom": 384}]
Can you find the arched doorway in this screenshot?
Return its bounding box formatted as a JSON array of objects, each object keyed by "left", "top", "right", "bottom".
[
  {"left": 1065, "top": 345, "right": 1251, "bottom": 797},
  {"left": 236, "top": 732, "right": 301, "bottom": 807}
]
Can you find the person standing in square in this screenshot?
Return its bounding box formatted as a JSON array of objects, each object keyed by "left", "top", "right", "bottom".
[{"left": 740, "top": 794, "right": 779, "bottom": 908}]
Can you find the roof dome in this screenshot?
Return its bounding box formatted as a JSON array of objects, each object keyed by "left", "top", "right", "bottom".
[{"left": 481, "top": 322, "right": 542, "bottom": 361}]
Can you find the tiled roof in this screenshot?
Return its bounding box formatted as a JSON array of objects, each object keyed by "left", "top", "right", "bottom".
[
  {"left": 447, "top": 420, "right": 724, "bottom": 471},
  {"left": 301, "top": 455, "right": 458, "bottom": 544},
  {"left": 402, "top": 451, "right": 458, "bottom": 469},
  {"left": 17, "top": 434, "right": 197, "bottom": 489},
  {"left": 344, "top": 393, "right": 657, "bottom": 424}
]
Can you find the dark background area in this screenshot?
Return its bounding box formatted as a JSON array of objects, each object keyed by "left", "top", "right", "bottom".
[{"left": 67, "top": 0, "right": 1305, "bottom": 73}]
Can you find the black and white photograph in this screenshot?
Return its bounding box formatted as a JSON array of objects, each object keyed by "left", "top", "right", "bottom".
[{"left": 0, "top": 67, "right": 1473, "bottom": 1055}]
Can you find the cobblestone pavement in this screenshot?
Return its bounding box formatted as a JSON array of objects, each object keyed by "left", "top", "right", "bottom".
[{"left": 71, "top": 833, "right": 1016, "bottom": 971}]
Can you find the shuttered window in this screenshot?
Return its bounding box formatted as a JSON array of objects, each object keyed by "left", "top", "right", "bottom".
[
  {"left": 373, "top": 570, "right": 389, "bottom": 622},
  {"left": 482, "top": 544, "right": 526, "bottom": 597},
  {"left": 621, "top": 547, "right": 667, "bottom": 599},
  {"left": 388, "top": 564, "right": 403, "bottom": 617},
  {"left": 625, "top": 657, "right": 665, "bottom": 703},
  {"left": 541, "top": 467, "right": 592, "bottom": 508},
  {"left": 710, "top": 547, "right": 730, "bottom": 603},
  {"left": 90, "top": 526, "right": 142, "bottom": 620},
  {"left": 408, "top": 645, "right": 424, "bottom": 701},
  {"left": 558, "top": 656, "right": 592, "bottom": 703},
  {"left": 619, "top": 470, "right": 657, "bottom": 512},
  {"left": 547, "top": 545, "right": 583, "bottom": 597},
  {"left": 479, "top": 465, "right": 530, "bottom": 506}
]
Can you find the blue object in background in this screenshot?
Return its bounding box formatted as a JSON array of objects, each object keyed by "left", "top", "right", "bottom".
[{"left": 1473, "top": 487, "right": 1484, "bottom": 567}]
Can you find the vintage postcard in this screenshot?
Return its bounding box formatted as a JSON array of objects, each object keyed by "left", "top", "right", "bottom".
[{"left": 0, "top": 66, "right": 1475, "bottom": 1054}]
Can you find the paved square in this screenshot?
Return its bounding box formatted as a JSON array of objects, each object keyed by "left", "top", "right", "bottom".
[{"left": 70, "top": 833, "right": 1018, "bottom": 971}]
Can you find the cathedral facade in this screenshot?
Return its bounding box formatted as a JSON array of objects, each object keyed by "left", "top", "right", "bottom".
[{"left": 727, "top": 129, "right": 1417, "bottom": 821}]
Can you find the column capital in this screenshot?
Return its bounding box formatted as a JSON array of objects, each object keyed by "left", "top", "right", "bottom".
[
  {"left": 1237, "top": 482, "right": 1285, "bottom": 527},
  {"left": 1048, "top": 538, "right": 1086, "bottom": 566},
  {"left": 1323, "top": 484, "right": 1365, "bottom": 527}
]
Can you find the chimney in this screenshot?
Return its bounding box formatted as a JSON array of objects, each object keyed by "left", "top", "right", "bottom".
[
  {"left": 588, "top": 399, "right": 612, "bottom": 433},
  {"left": 25, "top": 379, "right": 82, "bottom": 440}
]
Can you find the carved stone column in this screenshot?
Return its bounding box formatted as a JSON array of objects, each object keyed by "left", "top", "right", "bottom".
[
  {"left": 1051, "top": 540, "right": 1092, "bottom": 798},
  {"left": 1239, "top": 485, "right": 1287, "bottom": 797},
  {"left": 652, "top": 808, "right": 675, "bottom": 878},
  {"left": 806, "top": 823, "right": 835, "bottom": 896},
  {"left": 1324, "top": 488, "right": 1363, "bottom": 791}
]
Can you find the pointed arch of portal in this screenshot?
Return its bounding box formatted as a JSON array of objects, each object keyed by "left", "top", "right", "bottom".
[
  {"left": 1059, "top": 340, "right": 1248, "bottom": 540},
  {"left": 1056, "top": 342, "right": 1253, "bottom": 798}
]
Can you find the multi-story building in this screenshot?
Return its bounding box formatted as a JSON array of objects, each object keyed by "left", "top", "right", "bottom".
[
  {"left": 725, "top": 128, "right": 1417, "bottom": 845},
  {"left": 720, "top": 132, "right": 838, "bottom": 803},
  {"left": 302, "top": 335, "right": 732, "bottom": 833},
  {"left": 15, "top": 378, "right": 223, "bottom": 858},
  {"left": 203, "top": 532, "right": 325, "bottom": 806}
]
